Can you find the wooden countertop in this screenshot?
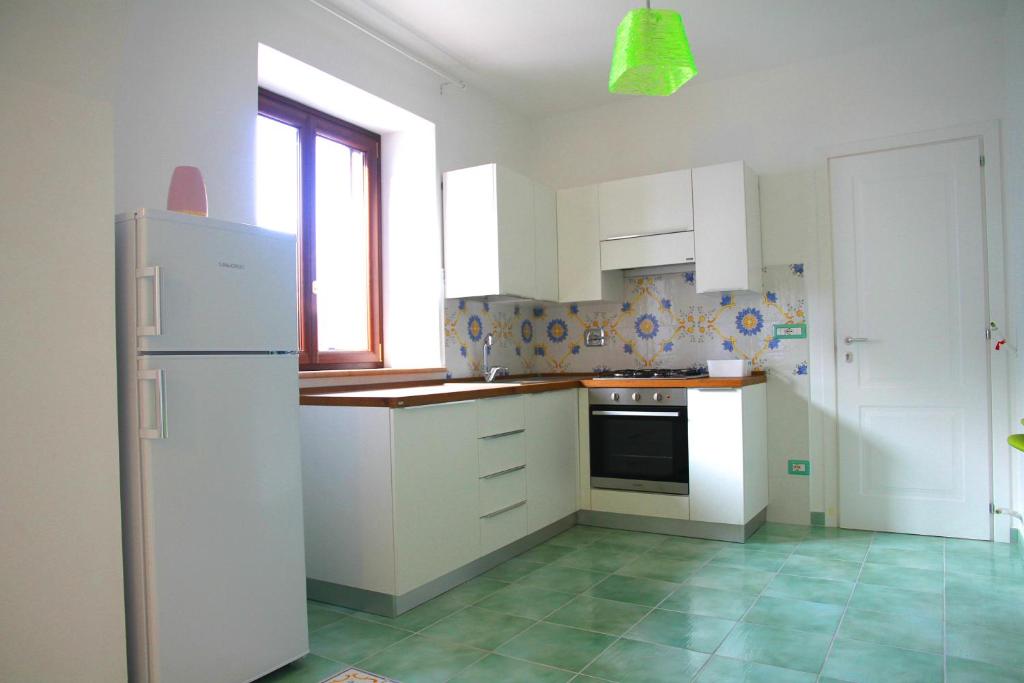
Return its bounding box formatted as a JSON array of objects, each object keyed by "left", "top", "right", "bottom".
[{"left": 300, "top": 373, "right": 765, "bottom": 408}]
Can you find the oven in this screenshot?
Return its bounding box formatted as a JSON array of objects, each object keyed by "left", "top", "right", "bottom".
[{"left": 588, "top": 387, "right": 689, "bottom": 495}]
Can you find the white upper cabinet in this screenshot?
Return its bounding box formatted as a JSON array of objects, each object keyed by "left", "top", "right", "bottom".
[
  {"left": 598, "top": 168, "right": 693, "bottom": 240},
  {"left": 443, "top": 163, "right": 557, "bottom": 300},
  {"left": 556, "top": 185, "right": 624, "bottom": 303},
  {"left": 532, "top": 182, "right": 559, "bottom": 302},
  {"left": 692, "top": 161, "right": 763, "bottom": 293}
]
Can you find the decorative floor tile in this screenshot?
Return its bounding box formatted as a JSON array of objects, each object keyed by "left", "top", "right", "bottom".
[
  {"left": 792, "top": 539, "right": 870, "bottom": 563},
  {"left": 822, "top": 638, "right": 943, "bottom": 682},
  {"left": 257, "top": 654, "right": 348, "bottom": 683},
  {"left": 742, "top": 595, "right": 844, "bottom": 635},
  {"left": 321, "top": 668, "right": 394, "bottom": 683},
  {"left": 496, "top": 621, "right": 616, "bottom": 671},
  {"left": 718, "top": 622, "right": 832, "bottom": 673},
  {"left": 869, "top": 532, "right": 945, "bottom": 552},
  {"left": 741, "top": 533, "right": 801, "bottom": 554},
  {"left": 547, "top": 525, "right": 611, "bottom": 548},
  {"left": 695, "top": 655, "right": 817, "bottom": 682},
  {"left": 838, "top": 607, "right": 943, "bottom": 653},
  {"left": 476, "top": 583, "right": 574, "bottom": 619},
  {"left": 544, "top": 595, "right": 650, "bottom": 636},
  {"left": 582, "top": 637, "right": 708, "bottom": 683},
  {"left": 625, "top": 608, "right": 735, "bottom": 653},
  {"left": 356, "top": 634, "right": 482, "bottom": 683},
  {"left": 594, "top": 528, "right": 669, "bottom": 550},
  {"left": 585, "top": 573, "right": 678, "bottom": 606}
]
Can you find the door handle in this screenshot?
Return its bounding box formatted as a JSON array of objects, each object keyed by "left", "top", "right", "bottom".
[
  {"left": 136, "top": 266, "right": 162, "bottom": 336},
  {"left": 138, "top": 369, "right": 167, "bottom": 439},
  {"left": 844, "top": 336, "right": 869, "bottom": 345}
]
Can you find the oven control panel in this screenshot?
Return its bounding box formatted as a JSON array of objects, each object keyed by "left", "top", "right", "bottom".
[{"left": 588, "top": 388, "right": 687, "bottom": 407}]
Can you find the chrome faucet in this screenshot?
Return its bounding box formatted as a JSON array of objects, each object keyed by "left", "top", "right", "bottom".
[{"left": 482, "top": 333, "right": 509, "bottom": 382}]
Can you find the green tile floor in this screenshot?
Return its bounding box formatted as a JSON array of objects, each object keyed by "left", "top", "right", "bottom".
[{"left": 259, "top": 524, "right": 1024, "bottom": 682}]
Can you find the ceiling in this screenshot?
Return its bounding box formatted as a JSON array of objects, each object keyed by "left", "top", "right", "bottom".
[{"left": 328, "top": 0, "right": 1008, "bottom": 118}]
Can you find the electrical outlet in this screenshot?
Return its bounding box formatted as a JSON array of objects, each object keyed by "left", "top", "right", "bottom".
[
  {"left": 788, "top": 459, "right": 810, "bottom": 476},
  {"left": 773, "top": 323, "right": 807, "bottom": 339}
]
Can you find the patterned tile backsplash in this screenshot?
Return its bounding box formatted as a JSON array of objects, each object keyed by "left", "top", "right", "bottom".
[{"left": 444, "top": 264, "right": 808, "bottom": 383}]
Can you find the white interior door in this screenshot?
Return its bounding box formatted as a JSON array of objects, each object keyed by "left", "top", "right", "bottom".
[
  {"left": 831, "top": 138, "right": 991, "bottom": 540},
  {"left": 138, "top": 354, "right": 307, "bottom": 682}
]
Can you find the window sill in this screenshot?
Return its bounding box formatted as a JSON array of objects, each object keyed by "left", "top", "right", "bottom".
[{"left": 299, "top": 367, "right": 446, "bottom": 380}]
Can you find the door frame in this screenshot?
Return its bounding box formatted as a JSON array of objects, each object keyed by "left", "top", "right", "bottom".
[{"left": 808, "top": 121, "right": 1011, "bottom": 541}]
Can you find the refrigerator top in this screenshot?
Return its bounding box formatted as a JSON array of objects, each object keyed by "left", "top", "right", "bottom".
[{"left": 116, "top": 208, "right": 294, "bottom": 243}]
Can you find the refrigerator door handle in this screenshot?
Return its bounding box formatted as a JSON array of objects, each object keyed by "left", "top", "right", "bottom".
[
  {"left": 136, "top": 266, "right": 162, "bottom": 336},
  {"left": 138, "top": 369, "right": 167, "bottom": 439}
]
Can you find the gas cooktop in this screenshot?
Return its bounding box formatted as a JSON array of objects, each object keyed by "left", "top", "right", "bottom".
[{"left": 593, "top": 368, "right": 708, "bottom": 380}]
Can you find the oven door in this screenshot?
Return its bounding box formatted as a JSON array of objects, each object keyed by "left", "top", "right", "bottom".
[{"left": 589, "top": 405, "right": 689, "bottom": 495}]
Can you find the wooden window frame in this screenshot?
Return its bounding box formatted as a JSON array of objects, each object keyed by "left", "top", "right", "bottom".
[{"left": 258, "top": 89, "right": 383, "bottom": 369}]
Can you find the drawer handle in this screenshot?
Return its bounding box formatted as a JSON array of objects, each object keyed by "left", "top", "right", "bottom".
[
  {"left": 481, "top": 500, "right": 526, "bottom": 519},
  {"left": 481, "top": 464, "right": 526, "bottom": 480},
  {"left": 480, "top": 428, "right": 525, "bottom": 440}
]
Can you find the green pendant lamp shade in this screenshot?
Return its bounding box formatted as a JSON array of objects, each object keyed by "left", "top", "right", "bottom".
[{"left": 609, "top": 5, "right": 697, "bottom": 96}]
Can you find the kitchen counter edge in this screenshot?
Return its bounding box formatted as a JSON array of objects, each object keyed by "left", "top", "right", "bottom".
[{"left": 300, "top": 374, "right": 766, "bottom": 408}]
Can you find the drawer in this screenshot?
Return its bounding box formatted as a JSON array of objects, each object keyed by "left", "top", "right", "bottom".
[
  {"left": 480, "top": 501, "right": 527, "bottom": 555},
  {"left": 600, "top": 230, "right": 695, "bottom": 271},
  {"left": 479, "top": 466, "right": 526, "bottom": 516},
  {"left": 477, "top": 396, "right": 525, "bottom": 437},
  {"left": 478, "top": 430, "right": 526, "bottom": 477}
]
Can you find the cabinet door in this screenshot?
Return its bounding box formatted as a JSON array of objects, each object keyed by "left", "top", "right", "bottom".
[
  {"left": 598, "top": 168, "right": 693, "bottom": 240},
  {"left": 526, "top": 390, "right": 579, "bottom": 532},
  {"left": 556, "top": 186, "right": 624, "bottom": 303},
  {"left": 443, "top": 164, "right": 500, "bottom": 298},
  {"left": 693, "top": 161, "right": 762, "bottom": 293},
  {"left": 687, "top": 388, "right": 745, "bottom": 525},
  {"left": 533, "top": 182, "right": 559, "bottom": 301},
  {"left": 392, "top": 401, "right": 479, "bottom": 593},
  {"left": 496, "top": 165, "right": 536, "bottom": 298}
]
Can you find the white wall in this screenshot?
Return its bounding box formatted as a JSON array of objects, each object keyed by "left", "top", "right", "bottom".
[
  {"left": 115, "top": 0, "right": 533, "bottom": 224},
  {"left": 532, "top": 17, "right": 1008, "bottom": 524},
  {"left": 0, "top": 2, "right": 127, "bottom": 680},
  {"left": 1002, "top": 0, "right": 1024, "bottom": 542}
]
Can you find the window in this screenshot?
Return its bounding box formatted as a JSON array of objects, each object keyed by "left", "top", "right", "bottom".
[{"left": 256, "top": 89, "right": 383, "bottom": 369}]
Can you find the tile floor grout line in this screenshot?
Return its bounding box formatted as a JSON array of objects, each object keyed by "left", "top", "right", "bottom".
[
  {"left": 688, "top": 525, "right": 808, "bottom": 681},
  {"left": 942, "top": 536, "right": 948, "bottom": 683},
  {"left": 814, "top": 532, "right": 872, "bottom": 682}
]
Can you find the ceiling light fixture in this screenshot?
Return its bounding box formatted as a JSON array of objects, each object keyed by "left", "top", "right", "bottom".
[{"left": 609, "top": 0, "right": 697, "bottom": 96}]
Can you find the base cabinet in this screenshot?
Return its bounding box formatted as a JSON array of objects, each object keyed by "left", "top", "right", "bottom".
[
  {"left": 526, "top": 390, "right": 579, "bottom": 532},
  {"left": 392, "top": 402, "right": 479, "bottom": 593},
  {"left": 687, "top": 385, "right": 768, "bottom": 525},
  {"left": 300, "top": 390, "right": 579, "bottom": 609}
]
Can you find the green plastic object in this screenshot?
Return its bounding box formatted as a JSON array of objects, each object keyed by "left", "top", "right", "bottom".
[
  {"left": 609, "top": 8, "right": 697, "bottom": 96},
  {"left": 1010, "top": 418, "right": 1024, "bottom": 453}
]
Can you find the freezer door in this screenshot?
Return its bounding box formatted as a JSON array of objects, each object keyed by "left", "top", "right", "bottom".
[
  {"left": 135, "top": 355, "right": 307, "bottom": 683},
  {"left": 134, "top": 212, "right": 297, "bottom": 352}
]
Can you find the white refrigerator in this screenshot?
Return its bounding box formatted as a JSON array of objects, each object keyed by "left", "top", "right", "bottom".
[{"left": 116, "top": 209, "right": 308, "bottom": 683}]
